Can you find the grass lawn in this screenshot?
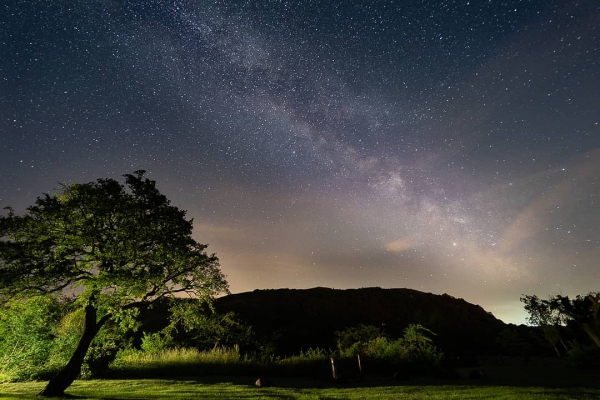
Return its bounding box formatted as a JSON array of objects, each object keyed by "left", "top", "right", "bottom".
[{"left": 1, "top": 373, "right": 600, "bottom": 400}]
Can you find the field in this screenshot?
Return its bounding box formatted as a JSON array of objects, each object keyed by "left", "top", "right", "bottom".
[{"left": 2, "top": 366, "right": 600, "bottom": 400}]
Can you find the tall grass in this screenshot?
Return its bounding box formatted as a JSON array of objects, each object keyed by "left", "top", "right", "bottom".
[
  {"left": 110, "top": 346, "right": 336, "bottom": 378},
  {"left": 110, "top": 346, "right": 261, "bottom": 377},
  {"left": 118, "top": 346, "right": 241, "bottom": 366}
]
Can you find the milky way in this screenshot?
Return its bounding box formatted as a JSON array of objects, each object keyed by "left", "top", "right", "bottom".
[{"left": 2, "top": 0, "right": 599, "bottom": 323}]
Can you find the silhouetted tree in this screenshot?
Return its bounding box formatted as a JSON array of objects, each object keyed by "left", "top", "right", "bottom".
[
  {"left": 520, "top": 294, "right": 567, "bottom": 357},
  {"left": 0, "top": 171, "right": 228, "bottom": 396},
  {"left": 522, "top": 292, "right": 600, "bottom": 351},
  {"left": 551, "top": 293, "right": 600, "bottom": 348}
]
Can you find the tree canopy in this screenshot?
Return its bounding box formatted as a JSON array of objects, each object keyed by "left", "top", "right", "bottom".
[
  {"left": 521, "top": 292, "right": 600, "bottom": 351},
  {"left": 0, "top": 171, "right": 228, "bottom": 396},
  {"left": 520, "top": 294, "right": 567, "bottom": 357},
  {"left": 551, "top": 293, "right": 600, "bottom": 348}
]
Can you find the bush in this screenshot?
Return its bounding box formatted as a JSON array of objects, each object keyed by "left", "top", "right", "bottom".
[
  {"left": 335, "top": 323, "right": 443, "bottom": 373},
  {"left": 400, "top": 324, "right": 444, "bottom": 365},
  {"left": 140, "top": 332, "right": 174, "bottom": 354},
  {"left": 0, "top": 297, "right": 63, "bottom": 382},
  {"left": 336, "top": 324, "right": 383, "bottom": 357},
  {"left": 363, "top": 336, "right": 404, "bottom": 360},
  {"left": 0, "top": 297, "right": 131, "bottom": 382}
]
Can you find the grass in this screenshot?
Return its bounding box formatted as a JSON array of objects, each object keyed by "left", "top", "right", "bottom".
[
  {"left": 109, "top": 346, "right": 333, "bottom": 378},
  {"left": 114, "top": 347, "right": 246, "bottom": 369},
  {"left": 1, "top": 376, "right": 600, "bottom": 400},
  {"left": 109, "top": 347, "right": 262, "bottom": 377},
  {"left": 3, "top": 349, "right": 600, "bottom": 399}
]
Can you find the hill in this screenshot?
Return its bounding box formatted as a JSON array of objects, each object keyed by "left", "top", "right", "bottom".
[{"left": 215, "top": 287, "right": 506, "bottom": 355}]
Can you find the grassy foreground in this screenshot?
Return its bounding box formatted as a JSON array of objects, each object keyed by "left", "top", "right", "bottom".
[{"left": 1, "top": 376, "right": 600, "bottom": 400}]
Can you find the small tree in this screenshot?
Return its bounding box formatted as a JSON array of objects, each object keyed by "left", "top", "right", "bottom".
[{"left": 0, "top": 171, "right": 228, "bottom": 396}]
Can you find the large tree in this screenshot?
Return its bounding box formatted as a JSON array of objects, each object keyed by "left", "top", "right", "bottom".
[{"left": 0, "top": 171, "right": 228, "bottom": 397}]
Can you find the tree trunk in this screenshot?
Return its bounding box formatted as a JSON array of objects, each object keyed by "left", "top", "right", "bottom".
[{"left": 39, "top": 304, "right": 109, "bottom": 397}]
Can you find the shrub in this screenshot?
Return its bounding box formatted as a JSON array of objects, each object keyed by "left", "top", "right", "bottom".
[
  {"left": 335, "top": 323, "right": 443, "bottom": 372},
  {"left": 0, "top": 297, "right": 133, "bottom": 382},
  {"left": 336, "top": 324, "right": 383, "bottom": 357},
  {"left": 140, "top": 332, "right": 174, "bottom": 354},
  {"left": 400, "top": 324, "right": 444, "bottom": 366},
  {"left": 0, "top": 297, "right": 63, "bottom": 382}
]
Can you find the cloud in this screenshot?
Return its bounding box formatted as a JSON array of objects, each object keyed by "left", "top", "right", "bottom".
[
  {"left": 385, "top": 237, "right": 417, "bottom": 253},
  {"left": 499, "top": 148, "right": 600, "bottom": 252}
]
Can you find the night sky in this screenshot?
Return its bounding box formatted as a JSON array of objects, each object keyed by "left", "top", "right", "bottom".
[{"left": 2, "top": 0, "right": 599, "bottom": 324}]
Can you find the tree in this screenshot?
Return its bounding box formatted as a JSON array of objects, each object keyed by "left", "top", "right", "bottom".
[
  {"left": 520, "top": 294, "right": 567, "bottom": 357},
  {"left": 521, "top": 293, "right": 600, "bottom": 351},
  {"left": 551, "top": 293, "right": 600, "bottom": 348},
  {"left": 0, "top": 171, "right": 228, "bottom": 397}
]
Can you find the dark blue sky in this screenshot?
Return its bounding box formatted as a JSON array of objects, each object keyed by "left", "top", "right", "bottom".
[{"left": 2, "top": 0, "right": 599, "bottom": 323}]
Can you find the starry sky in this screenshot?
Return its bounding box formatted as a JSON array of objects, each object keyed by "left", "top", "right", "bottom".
[{"left": 1, "top": 0, "right": 599, "bottom": 324}]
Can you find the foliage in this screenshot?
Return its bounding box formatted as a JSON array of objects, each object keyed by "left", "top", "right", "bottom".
[
  {"left": 336, "top": 324, "right": 383, "bottom": 356},
  {"left": 336, "top": 323, "right": 443, "bottom": 368},
  {"left": 360, "top": 336, "right": 403, "bottom": 359},
  {"left": 521, "top": 292, "right": 600, "bottom": 352},
  {"left": 0, "top": 296, "right": 136, "bottom": 382},
  {"left": 140, "top": 332, "right": 175, "bottom": 354},
  {"left": 0, "top": 170, "right": 227, "bottom": 307},
  {"left": 0, "top": 171, "right": 228, "bottom": 395},
  {"left": 551, "top": 293, "right": 600, "bottom": 348},
  {"left": 0, "top": 297, "right": 63, "bottom": 381},
  {"left": 520, "top": 294, "right": 567, "bottom": 357},
  {"left": 296, "top": 347, "right": 329, "bottom": 361},
  {"left": 164, "top": 301, "right": 256, "bottom": 351},
  {"left": 84, "top": 318, "right": 135, "bottom": 377}
]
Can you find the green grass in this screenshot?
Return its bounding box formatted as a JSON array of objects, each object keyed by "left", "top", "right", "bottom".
[
  {"left": 1, "top": 377, "right": 599, "bottom": 400},
  {"left": 114, "top": 347, "right": 247, "bottom": 369},
  {"left": 3, "top": 350, "right": 600, "bottom": 399},
  {"left": 110, "top": 346, "right": 333, "bottom": 378},
  {"left": 110, "top": 347, "right": 263, "bottom": 377}
]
